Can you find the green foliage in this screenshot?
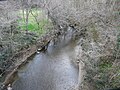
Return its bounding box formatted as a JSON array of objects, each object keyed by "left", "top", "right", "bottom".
[
  {"left": 99, "top": 58, "right": 112, "bottom": 72},
  {"left": 17, "top": 9, "right": 51, "bottom": 35},
  {"left": 95, "top": 56, "right": 120, "bottom": 89}
]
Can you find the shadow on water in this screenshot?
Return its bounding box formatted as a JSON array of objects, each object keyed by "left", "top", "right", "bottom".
[{"left": 13, "top": 39, "right": 79, "bottom": 90}]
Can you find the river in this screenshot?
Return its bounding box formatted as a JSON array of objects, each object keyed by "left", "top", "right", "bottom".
[{"left": 12, "top": 40, "right": 79, "bottom": 90}]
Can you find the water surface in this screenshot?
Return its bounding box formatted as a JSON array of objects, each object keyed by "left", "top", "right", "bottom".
[{"left": 13, "top": 41, "right": 78, "bottom": 90}]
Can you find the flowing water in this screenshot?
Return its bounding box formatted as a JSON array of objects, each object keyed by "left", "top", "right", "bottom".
[{"left": 13, "top": 40, "right": 79, "bottom": 90}]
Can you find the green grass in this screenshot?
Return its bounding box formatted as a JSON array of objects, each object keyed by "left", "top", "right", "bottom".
[{"left": 17, "top": 9, "right": 51, "bottom": 35}]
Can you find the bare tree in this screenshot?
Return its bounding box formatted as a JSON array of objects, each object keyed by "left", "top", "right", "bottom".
[{"left": 39, "top": 0, "right": 119, "bottom": 89}]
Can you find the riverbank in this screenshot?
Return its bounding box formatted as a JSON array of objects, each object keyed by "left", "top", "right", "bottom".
[
  {"left": 2, "top": 45, "right": 37, "bottom": 87},
  {"left": 0, "top": 30, "right": 37, "bottom": 81},
  {"left": 0, "top": 28, "right": 63, "bottom": 89}
]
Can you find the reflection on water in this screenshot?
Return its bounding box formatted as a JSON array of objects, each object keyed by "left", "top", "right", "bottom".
[{"left": 13, "top": 40, "right": 78, "bottom": 90}]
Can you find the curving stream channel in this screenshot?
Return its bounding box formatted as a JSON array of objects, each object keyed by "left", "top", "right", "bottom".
[{"left": 13, "top": 40, "right": 79, "bottom": 90}]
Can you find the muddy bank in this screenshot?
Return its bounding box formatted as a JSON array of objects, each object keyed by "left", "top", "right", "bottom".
[{"left": 1, "top": 45, "right": 37, "bottom": 89}]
